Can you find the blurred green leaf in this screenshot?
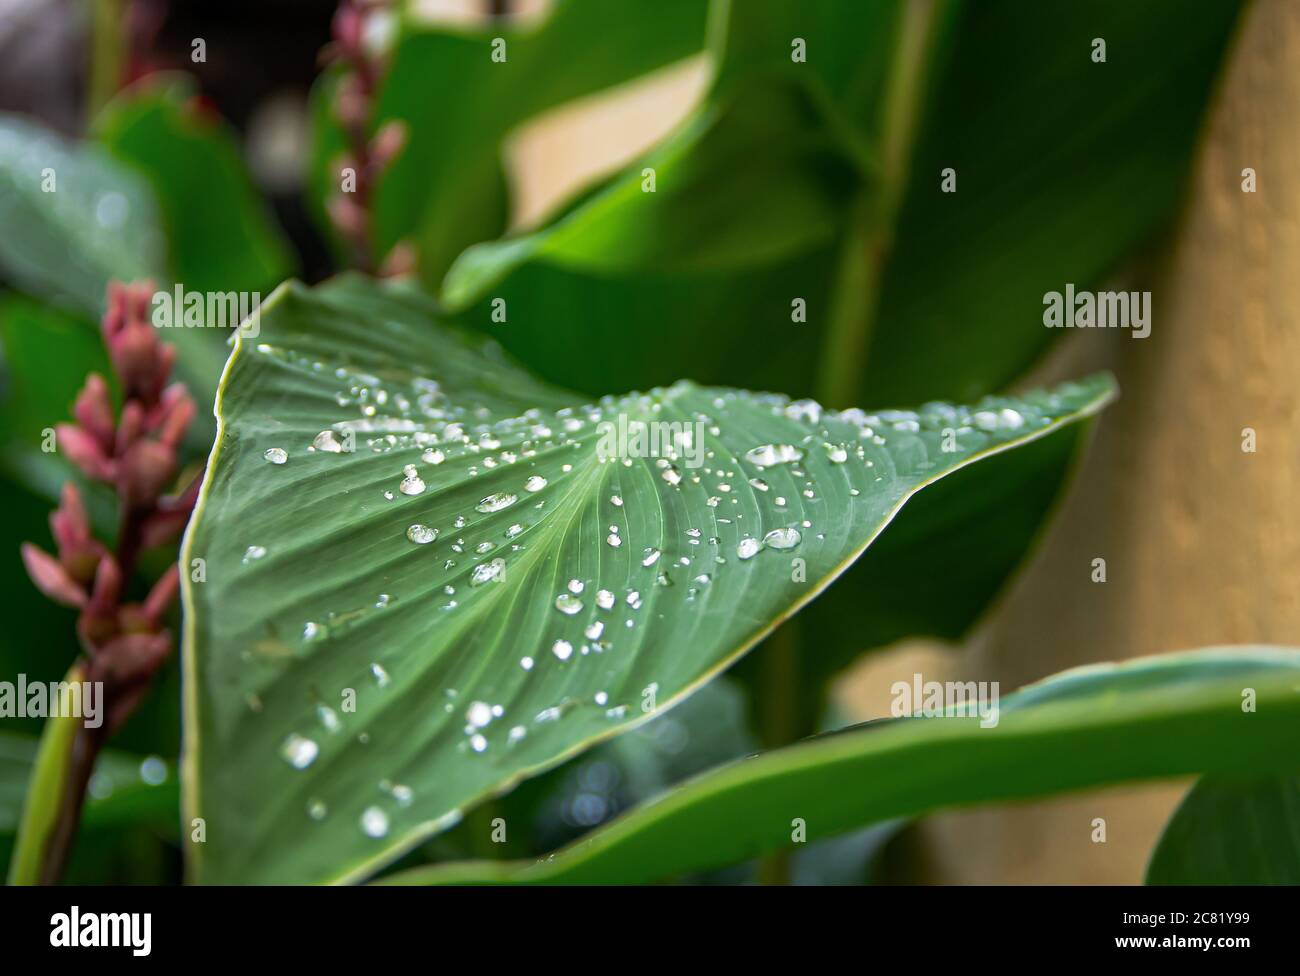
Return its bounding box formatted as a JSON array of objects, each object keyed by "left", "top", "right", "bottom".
[
  {"left": 442, "top": 79, "right": 859, "bottom": 312},
  {"left": 308, "top": 0, "right": 710, "bottom": 280},
  {"left": 0, "top": 731, "right": 177, "bottom": 837},
  {"left": 0, "top": 115, "right": 166, "bottom": 314},
  {"left": 94, "top": 74, "right": 297, "bottom": 296},
  {"left": 180, "top": 274, "right": 1112, "bottom": 883},
  {"left": 1146, "top": 774, "right": 1300, "bottom": 885},
  {"left": 382, "top": 647, "right": 1300, "bottom": 884},
  {"left": 858, "top": 0, "right": 1245, "bottom": 403},
  {"left": 1, "top": 729, "right": 179, "bottom": 882}
]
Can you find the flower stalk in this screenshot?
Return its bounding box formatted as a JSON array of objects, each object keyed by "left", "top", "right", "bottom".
[{"left": 17, "top": 280, "right": 198, "bottom": 883}]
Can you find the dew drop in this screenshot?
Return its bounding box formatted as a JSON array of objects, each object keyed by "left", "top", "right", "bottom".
[
  {"left": 242, "top": 545, "right": 267, "bottom": 563},
  {"left": 737, "top": 537, "right": 762, "bottom": 560},
  {"left": 264, "top": 447, "right": 288, "bottom": 465},
  {"left": 399, "top": 464, "right": 426, "bottom": 495},
  {"left": 552, "top": 639, "right": 573, "bottom": 661},
  {"left": 406, "top": 524, "right": 437, "bottom": 545},
  {"left": 422, "top": 448, "right": 446, "bottom": 464},
  {"left": 281, "top": 733, "right": 319, "bottom": 769},
  {"left": 312, "top": 430, "right": 345, "bottom": 453},
  {"left": 476, "top": 491, "right": 518, "bottom": 513},
  {"left": 360, "top": 806, "right": 389, "bottom": 838},
  {"left": 763, "top": 527, "right": 802, "bottom": 550},
  {"left": 525, "top": 475, "right": 547, "bottom": 492},
  {"left": 596, "top": 589, "right": 615, "bottom": 610},
  {"left": 471, "top": 559, "right": 506, "bottom": 586},
  {"left": 555, "top": 593, "right": 583, "bottom": 615},
  {"left": 466, "top": 701, "right": 493, "bottom": 728},
  {"left": 744, "top": 444, "right": 802, "bottom": 468}
]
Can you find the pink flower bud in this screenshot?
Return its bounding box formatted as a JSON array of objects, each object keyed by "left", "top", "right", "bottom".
[
  {"left": 140, "top": 474, "right": 201, "bottom": 549},
  {"left": 370, "top": 121, "right": 407, "bottom": 171},
  {"left": 120, "top": 439, "right": 176, "bottom": 509},
  {"left": 56, "top": 423, "right": 114, "bottom": 482},
  {"left": 73, "top": 373, "right": 115, "bottom": 451},
  {"left": 328, "top": 193, "right": 369, "bottom": 240},
  {"left": 333, "top": 76, "right": 370, "bottom": 130},
  {"left": 103, "top": 280, "right": 169, "bottom": 406},
  {"left": 79, "top": 555, "right": 123, "bottom": 647},
  {"left": 50, "top": 483, "right": 104, "bottom": 583},
  {"left": 153, "top": 384, "right": 195, "bottom": 448},
  {"left": 143, "top": 564, "right": 180, "bottom": 627},
  {"left": 379, "top": 241, "right": 417, "bottom": 278},
  {"left": 20, "top": 543, "right": 87, "bottom": 608},
  {"left": 116, "top": 400, "right": 144, "bottom": 453},
  {"left": 332, "top": 4, "right": 365, "bottom": 51}
]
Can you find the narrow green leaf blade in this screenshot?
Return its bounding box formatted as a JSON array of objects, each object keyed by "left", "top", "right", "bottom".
[
  {"left": 382, "top": 647, "right": 1300, "bottom": 884},
  {"left": 6, "top": 665, "right": 85, "bottom": 885},
  {"left": 1146, "top": 774, "right": 1300, "bottom": 884},
  {"left": 181, "top": 274, "right": 1113, "bottom": 883}
]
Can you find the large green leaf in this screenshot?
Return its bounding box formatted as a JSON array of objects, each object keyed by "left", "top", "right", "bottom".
[
  {"left": 1146, "top": 774, "right": 1300, "bottom": 885},
  {"left": 380, "top": 647, "right": 1300, "bottom": 884},
  {"left": 0, "top": 115, "right": 166, "bottom": 314},
  {"left": 94, "top": 74, "right": 297, "bottom": 296},
  {"left": 180, "top": 273, "right": 1113, "bottom": 883},
  {"left": 308, "top": 0, "right": 710, "bottom": 280}
]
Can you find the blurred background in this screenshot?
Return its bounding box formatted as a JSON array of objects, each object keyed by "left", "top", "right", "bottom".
[{"left": 1, "top": 0, "right": 1296, "bottom": 883}]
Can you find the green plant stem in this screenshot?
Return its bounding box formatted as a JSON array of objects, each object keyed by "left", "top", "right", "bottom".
[
  {"left": 7, "top": 664, "right": 90, "bottom": 884},
  {"left": 816, "top": 0, "right": 951, "bottom": 408},
  {"left": 87, "top": 0, "right": 127, "bottom": 122}
]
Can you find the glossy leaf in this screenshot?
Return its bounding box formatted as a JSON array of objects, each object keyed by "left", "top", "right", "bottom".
[
  {"left": 0, "top": 115, "right": 165, "bottom": 314},
  {"left": 180, "top": 274, "right": 1113, "bottom": 883},
  {"left": 1146, "top": 774, "right": 1300, "bottom": 885},
  {"left": 380, "top": 647, "right": 1300, "bottom": 884}
]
